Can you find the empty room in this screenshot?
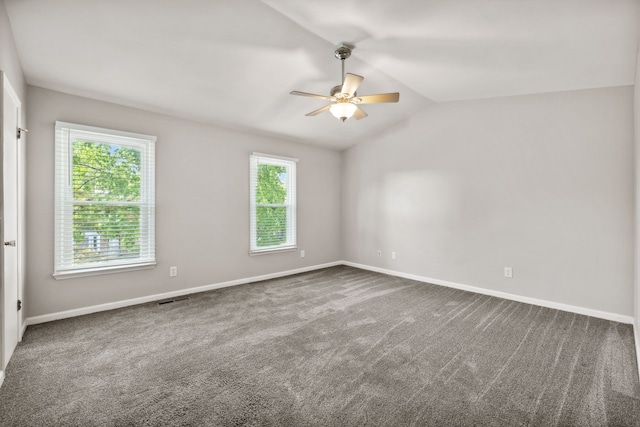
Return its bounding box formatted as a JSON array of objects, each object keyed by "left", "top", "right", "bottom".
[{"left": 1, "top": 0, "right": 640, "bottom": 425}]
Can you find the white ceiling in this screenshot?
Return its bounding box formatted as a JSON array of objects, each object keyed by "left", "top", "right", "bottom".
[{"left": 5, "top": 0, "right": 639, "bottom": 150}]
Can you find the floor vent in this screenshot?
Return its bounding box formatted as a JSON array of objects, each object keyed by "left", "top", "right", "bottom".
[{"left": 157, "top": 296, "right": 190, "bottom": 305}]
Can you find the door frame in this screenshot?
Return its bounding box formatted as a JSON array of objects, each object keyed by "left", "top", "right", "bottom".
[{"left": 0, "top": 72, "right": 24, "bottom": 383}]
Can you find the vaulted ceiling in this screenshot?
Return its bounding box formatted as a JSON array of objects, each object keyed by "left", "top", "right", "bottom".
[{"left": 5, "top": 0, "right": 639, "bottom": 150}]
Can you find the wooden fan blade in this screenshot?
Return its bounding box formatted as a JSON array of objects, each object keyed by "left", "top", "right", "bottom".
[
  {"left": 353, "top": 106, "right": 368, "bottom": 120},
  {"left": 341, "top": 73, "right": 364, "bottom": 97},
  {"left": 290, "top": 91, "right": 335, "bottom": 101},
  {"left": 305, "top": 104, "right": 332, "bottom": 116},
  {"left": 353, "top": 93, "right": 400, "bottom": 104}
]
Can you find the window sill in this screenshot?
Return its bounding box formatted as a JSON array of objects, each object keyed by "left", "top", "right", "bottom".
[
  {"left": 53, "top": 262, "right": 157, "bottom": 280},
  {"left": 249, "top": 246, "right": 297, "bottom": 256}
]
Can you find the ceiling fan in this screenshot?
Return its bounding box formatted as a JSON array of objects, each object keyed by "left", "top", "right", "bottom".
[{"left": 290, "top": 45, "right": 400, "bottom": 122}]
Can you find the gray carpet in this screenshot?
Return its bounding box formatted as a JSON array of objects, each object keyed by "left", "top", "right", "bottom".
[{"left": 1, "top": 266, "right": 639, "bottom": 426}]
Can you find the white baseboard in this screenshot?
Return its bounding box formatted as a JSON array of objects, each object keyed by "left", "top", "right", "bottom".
[
  {"left": 24, "top": 260, "right": 635, "bottom": 328},
  {"left": 25, "top": 261, "right": 342, "bottom": 327},
  {"left": 343, "top": 261, "right": 635, "bottom": 324},
  {"left": 0, "top": 370, "right": 4, "bottom": 388}
]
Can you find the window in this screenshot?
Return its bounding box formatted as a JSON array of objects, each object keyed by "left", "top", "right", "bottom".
[
  {"left": 249, "top": 153, "right": 297, "bottom": 254},
  {"left": 54, "top": 122, "right": 156, "bottom": 278}
]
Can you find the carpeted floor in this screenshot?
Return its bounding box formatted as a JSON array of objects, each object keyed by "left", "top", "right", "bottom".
[{"left": 1, "top": 266, "right": 639, "bottom": 426}]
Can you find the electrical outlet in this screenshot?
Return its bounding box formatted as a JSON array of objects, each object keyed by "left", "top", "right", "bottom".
[
  {"left": 377, "top": 250, "right": 382, "bottom": 257},
  {"left": 170, "top": 266, "right": 178, "bottom": 277},
  {"left": 300, "top": 250, "right": 305, "bottom": 258},
  {"left": 504, "top": 267, "right": 513, "bottom": 278},
  {"left": 391, "top": 252, "right": 396, "bottom": 260}
]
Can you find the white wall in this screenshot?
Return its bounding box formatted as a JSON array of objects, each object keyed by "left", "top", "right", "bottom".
[
  {"left": 634, "top": 48, "right": 640, "bottom": 358},
  {"left": 0, "top": 0, "right": 25, "bottom": 102},
  {"left": 26, "top": 86, "right": 342, "bottom": 317},
  {"left": 342, "top": 86, "right": 635, "bottom": 317}
]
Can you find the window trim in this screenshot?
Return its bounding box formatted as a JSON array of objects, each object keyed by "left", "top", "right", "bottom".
[
  {"left": 53, "top": 262, "right": 156, "bottom": 280},
  {"left": 53, "top": 121, "right": 156, "bottom": 279},
  {"left": 249, "top": 152, "right": 297, "bottom": 255}
]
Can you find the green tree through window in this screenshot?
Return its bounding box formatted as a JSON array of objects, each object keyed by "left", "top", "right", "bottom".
[
  {"left": 72, "top": 141, "right": 142, "bottom": 263},
  {"left": 250, "top": 153, "right": 296, "bottom": 253},
  {"left": 255, "top": 164, "right": 287, "bottom": 247}
]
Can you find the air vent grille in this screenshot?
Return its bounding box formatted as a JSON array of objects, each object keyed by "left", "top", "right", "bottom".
[{"left": 157, "top": 296, "right": 190, "bottom": 305}]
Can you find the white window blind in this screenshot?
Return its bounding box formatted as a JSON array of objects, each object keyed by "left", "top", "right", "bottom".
[
  {"left": 54, "top": 121, "right": 156, "bottom": 277},
  {"left": 250, "top": 153, "right": 297, "bottom": 254}
]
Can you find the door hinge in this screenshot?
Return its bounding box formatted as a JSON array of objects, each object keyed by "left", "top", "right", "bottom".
[
  {"left": 17, "top": 299, "right": 22, "bottom": 311},
  {"left": 17, "top": 127, "right": 28, "bottom": 139}
]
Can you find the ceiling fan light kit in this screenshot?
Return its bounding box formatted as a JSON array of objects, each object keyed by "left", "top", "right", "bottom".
[
  {"left": 330, "top": 101, "right": 358, "bottom": 121},
  {"left": 290, "top": 44, "right": 400, "bottom": 122}
]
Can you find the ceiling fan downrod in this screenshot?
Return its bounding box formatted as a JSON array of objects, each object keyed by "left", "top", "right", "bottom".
[{"left": 334, "top": 45, "right": 352, "bottom": 86}]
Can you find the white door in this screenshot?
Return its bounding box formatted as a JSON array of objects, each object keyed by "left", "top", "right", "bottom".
[{"left": 1, "top": 73, "right": 20, "bottom": 371}]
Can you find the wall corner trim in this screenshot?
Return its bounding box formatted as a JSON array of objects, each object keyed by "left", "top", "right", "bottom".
[
  {"left": 342, "top": 261, "right": 635, "bottom": 324},
  {"left": 20, "top": 321, "right": 27, "bottom": 341},
  {"left": 635, "top": 324, "right": 640, "bottom": 383}
]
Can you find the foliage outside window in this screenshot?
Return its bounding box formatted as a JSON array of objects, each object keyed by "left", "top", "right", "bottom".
[
  {"left": 250, "top": 153, "right": 297, "bottom": 254},
  {"left": 54, "top": 122, "right": 156, "bottom": 277}
]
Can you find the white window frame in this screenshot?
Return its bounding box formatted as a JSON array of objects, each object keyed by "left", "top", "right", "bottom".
[
  {"left": 54, "top": 121, "right": 156, "bottom": 279},
  {"left": 249, "top": 152, "right": 297, "bottom": 255}
]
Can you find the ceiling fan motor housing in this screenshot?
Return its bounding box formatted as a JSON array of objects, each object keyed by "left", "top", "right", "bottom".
[
  {"left": 331, "top": 85, "right": 354, "bottom": 99},
  {"left": 334, "top": 45, "right": 352, "bottom": 61}
]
